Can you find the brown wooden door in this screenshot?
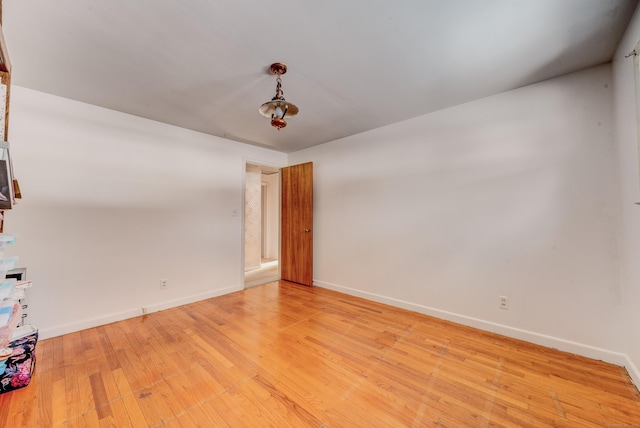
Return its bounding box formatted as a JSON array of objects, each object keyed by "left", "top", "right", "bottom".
[{"left": 280, "top": 162, "right": 313, "bottom": 286}]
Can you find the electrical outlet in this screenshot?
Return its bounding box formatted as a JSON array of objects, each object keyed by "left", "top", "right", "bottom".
[
  {"left": 160, "top": 279, "right": 168, "bottom": 290},
  {"left": 142, "top": 307, "right": 148, "bottom": 315},
  {"left": 499, "top": 296, "right": 509, "bottom": 310}
]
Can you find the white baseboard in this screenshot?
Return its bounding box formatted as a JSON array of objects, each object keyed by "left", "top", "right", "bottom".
[
  {"left": 626, "top": 357, "right": 640, "bottom": 391},
  {"left": 314, "top": 280, "right": 632, "bottom": 370},
  {"left": 36, "top": 278, "right": 640, "bottom": 392},
  {"left": 38, "top": 285, "right": 242, "bottom": 340}
]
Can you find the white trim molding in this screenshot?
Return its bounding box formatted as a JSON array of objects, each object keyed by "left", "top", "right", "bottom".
[{"left": 38, "top": 285, "right": 242, "bottom": 340}]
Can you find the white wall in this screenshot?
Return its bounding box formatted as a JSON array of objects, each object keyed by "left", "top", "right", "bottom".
[
  {"left": 5, "top": 86, "right": 286, "bottom": 339},
  {"left": 262, "top": 172, "right": 280, "bottom": 260},
  {"left": 290, "top": 64, "right": 626, "bottom": 365},
  {"left": 244, "top": 164, "right": 262, "bottom": 271},
  {"left": 3, "top": 58, "right": 632, "bottom": 376},
  {"left": 612, "top": 5, "right": 640, "bottom": 387}
]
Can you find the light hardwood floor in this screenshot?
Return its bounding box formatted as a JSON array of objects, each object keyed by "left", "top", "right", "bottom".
[{"left": 1, "top": 281, "right": 639, "bottom": 427}]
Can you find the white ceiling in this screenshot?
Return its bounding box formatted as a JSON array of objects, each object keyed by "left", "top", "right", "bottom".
[{"left": 2, "top": 0, "right": 637, "bottom": 153}]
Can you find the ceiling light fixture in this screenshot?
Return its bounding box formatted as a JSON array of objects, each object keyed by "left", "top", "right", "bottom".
[{"left": 259, "top": 62, "right": 299, "bottom": 130}]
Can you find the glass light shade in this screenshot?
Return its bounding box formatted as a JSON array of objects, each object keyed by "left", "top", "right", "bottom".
[{"left": 259, "top": 100, "right": 299, "bottom": 119}]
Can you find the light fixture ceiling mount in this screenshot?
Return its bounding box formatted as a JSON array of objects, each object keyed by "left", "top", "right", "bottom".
[{"left": 259, "top": 62, "right": 299, "bottom": 130}]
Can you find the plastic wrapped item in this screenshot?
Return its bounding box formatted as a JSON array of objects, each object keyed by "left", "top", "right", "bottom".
[
  {"left": 0, "top": 235, "right": 17, "bottom": 261},
  {"left": 13, "top": 280, "right": 31, "bottom": 290},
  {"left": 10, "top": 325, "right": 36, "bottom": 341},
  {"left": 0, "top": 300, "right": 14, "bottom": 324},
  {"left": 0, "top": 300, "right": 20, "bottom": 349},
  {"left": 0, "top": 234, "right": 16, "bottom": 245},
  {"left": 0, "top": 257, "right": 17, "bottom": 281},
  {"left": 0, "top": 280, "right": 13, "bottom": 300},
  {"left": 10, "top": 289, "right": 24, "bottom": 301}
]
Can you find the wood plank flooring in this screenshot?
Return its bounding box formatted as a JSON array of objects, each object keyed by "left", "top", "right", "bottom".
[{"left": 1, "top": 281, "right": 639, "bottom": 427}]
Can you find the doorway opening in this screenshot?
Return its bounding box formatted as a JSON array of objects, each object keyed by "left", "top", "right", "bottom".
[{"left": 244, "top": 163, "right": 280, "bottom": 287}]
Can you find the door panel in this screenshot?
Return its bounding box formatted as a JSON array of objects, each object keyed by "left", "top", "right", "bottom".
[{"left": 280, "top": 162, "right": 313, "bottom": 286}]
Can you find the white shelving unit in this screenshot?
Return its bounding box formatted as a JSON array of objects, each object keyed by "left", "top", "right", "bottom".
[{"left": 0, "top": 233, "right": 36, "bottom": 393}]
